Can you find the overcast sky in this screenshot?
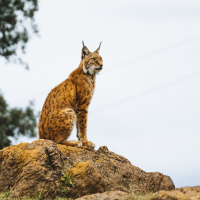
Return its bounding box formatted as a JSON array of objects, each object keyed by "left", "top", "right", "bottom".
[{"left": 0, "top": 0, "right": 200, "bottom": 189}]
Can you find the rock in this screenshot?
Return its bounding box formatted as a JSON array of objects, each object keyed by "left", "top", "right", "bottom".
[
  {"left": 58, "top": 144, "right": 175, "bottom": 198},
  {"left": 0, "top": 140, "right": 175, "bottom": 199},
  {"left": 75, "top": 190, "right": 129, "bottom": 200},
  {"left": 152, "top": 186, "right": 200, "bottom": 200},
  {"left": 0, "top": 140, "right": 63, "bottom": 199},
  {"left": 66, "top": 161, "right": 105, "bottom": 198}
]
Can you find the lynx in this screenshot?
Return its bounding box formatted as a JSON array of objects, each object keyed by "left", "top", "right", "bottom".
[{"left": 38, "top": 42, "right": 103, "bottom": 147}]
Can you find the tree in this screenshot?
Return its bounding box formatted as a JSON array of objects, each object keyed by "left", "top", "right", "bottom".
[
  {"left": 0, "top": 0, "right": 39, "bottom": 149},
  {"left": 0, "top": 0, "right": 39, "bottom": 69},
  {"left": 0, "top": 93, "right": 37, "bottom": 149}
]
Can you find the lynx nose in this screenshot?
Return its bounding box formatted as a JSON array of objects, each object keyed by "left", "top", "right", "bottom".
[{"left": 99, "top": 65, "right": 103, "bottom": 69}]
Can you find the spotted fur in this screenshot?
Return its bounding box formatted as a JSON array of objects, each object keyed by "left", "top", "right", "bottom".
[{"left": 38, "top": 42, "right": 103, "bottom": 147}]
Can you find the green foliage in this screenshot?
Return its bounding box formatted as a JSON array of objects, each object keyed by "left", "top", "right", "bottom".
[
  {"left": 0, "top": 0, "right": 39, "bottom": 68},
  {"left": 58, "top": 164, "right": 74, "bottom": 198},
  {"left": 0, "top": 92, "right": 37, "bottom": 150},
  {"left": 0, "top": 191, "right": 11, "bottom": 200},
  {"left": 61, "top": 174, "right": 74, "bottom": 188},
  {"left": 36, "top": 190, "right": 42, "bottom": 200},
  {"left": 60, "top": 187, "right": 67, "bottom": 194},
  {"left": 0, "top": 0, "right": 39, "bottom": 149}
]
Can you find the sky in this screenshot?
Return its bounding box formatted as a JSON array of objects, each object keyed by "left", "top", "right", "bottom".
[{"left": 0, "top": 0, "right": 200, "bottom": 188}]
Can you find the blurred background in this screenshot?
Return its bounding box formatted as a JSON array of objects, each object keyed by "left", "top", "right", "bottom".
[{"left": 0, "top": 0, "right": 200, "bottom": 189}]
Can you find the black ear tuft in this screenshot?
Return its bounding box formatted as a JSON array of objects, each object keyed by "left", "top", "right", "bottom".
[
  {"left": 94, "top": 42, "right": 102, "bottom": 54},
  {"left": 81, "top": 41, "right": 90, "bottom": 60}
]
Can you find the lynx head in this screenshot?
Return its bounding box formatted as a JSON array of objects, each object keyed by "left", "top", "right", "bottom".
[{"left": 81, "top": 42, "right": 103, "bottom": 75}]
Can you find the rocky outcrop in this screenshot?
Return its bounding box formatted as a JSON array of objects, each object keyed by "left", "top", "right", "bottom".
[
  {"left": 152, "top": 186, "right": 200, "bottom": 200},
  {"left": 0, "top": 140, "right": 175, "bottom": 199}
]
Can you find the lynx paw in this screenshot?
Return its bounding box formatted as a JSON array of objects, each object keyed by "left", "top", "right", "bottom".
[
  {"left": 82, "top": 141, "right": 95, "bottom": 148},
  {"left": 77, "top": 141, "right": 82, "bottom": 147}
]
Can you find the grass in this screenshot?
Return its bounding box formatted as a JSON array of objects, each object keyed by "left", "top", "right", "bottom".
[
  {"left": 119, "top": 182, "right": 154, "bottom": 200},
  {"left": 0, "top": 191, "right": 11, "bottom": 200},
  {"left": 54, "top": 197, "right": 73, "bottom": 200},
  {"left": 0, "top": 191, "right": 73, "bottom": 200},
  {"left": 0, "top": 190, "right": 156, "bottom": 200},
  {"left": 37, "top": 190, "right": 43, "bottom": 200},
  {"left": 119, "top": 180, "right": 155, "bottom": 200}
]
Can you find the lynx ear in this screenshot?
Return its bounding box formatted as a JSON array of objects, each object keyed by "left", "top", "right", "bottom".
[
  {"left": 94, "top": 42, "right": 102, "bottom": 54},
  {"left": 81, "top": 41, "right": 90, "bottom": 60}
]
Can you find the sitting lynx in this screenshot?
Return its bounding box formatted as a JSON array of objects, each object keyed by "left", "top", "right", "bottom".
[{"left": 38, "top": 42, "right": 103, "bottom": 147}]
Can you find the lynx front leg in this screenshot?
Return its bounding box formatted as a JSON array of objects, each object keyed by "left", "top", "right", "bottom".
[
  {"left": 76, "top": 108, "right": 95, "bottom": 148},
  {"left": 76, "top": 118, "right": 80, "bottom": 140}
]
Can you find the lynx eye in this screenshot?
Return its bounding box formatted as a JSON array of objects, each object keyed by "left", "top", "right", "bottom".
[{"left": 92, "top": 58, "right": 96, "bottom": 61}]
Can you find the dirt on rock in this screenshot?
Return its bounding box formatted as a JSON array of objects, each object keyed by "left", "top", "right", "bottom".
[{"left": 0, "top": 140, "right": 175, "bottom": 199}]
